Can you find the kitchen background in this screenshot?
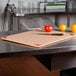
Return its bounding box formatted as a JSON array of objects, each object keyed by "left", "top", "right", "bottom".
[{"left": 0, "top": 0, "right": 76, "bottom": 31}]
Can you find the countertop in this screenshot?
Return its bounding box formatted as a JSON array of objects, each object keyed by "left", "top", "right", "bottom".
[{"left": 0, "top": 30, "right": 76, "bottom": 58}]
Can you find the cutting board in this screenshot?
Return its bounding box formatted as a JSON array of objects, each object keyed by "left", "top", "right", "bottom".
[{"left": 1, "top": 30, "right": 76, "bottom": 48}]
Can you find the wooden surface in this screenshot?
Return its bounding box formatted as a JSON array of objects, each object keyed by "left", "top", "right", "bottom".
[
  {"left": 2, "top": 30, "right": 76, "bottom": 48},
  {"left": 0, "top": 56, "right": 60, "bottom": 76}
]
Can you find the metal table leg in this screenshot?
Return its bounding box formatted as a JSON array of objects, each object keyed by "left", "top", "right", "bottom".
[
  {"left": 67, "top": 14, "right": 70, "bottom": 27},
  {"left": 55, "top": 15, "right": 59, "bottom": 27}
]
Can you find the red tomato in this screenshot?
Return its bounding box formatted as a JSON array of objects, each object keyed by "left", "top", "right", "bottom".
[{"left": 44, "top": 25, "right": 53, "bottom": 32}]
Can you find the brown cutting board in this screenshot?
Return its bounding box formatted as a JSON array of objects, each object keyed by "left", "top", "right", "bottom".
[{"left": 1, "top": 30, "right": 76, "bottom": 48}]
